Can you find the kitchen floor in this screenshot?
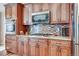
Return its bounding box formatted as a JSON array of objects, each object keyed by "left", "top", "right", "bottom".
[
  {"left": 7, "top": 53, "right": 17, "bottom": 56},
  {"left": 6, "top": 52, "right": 18, "bottom": 56}
]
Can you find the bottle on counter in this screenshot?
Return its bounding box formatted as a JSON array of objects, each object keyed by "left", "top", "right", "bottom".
[{"left": 20, "top": 31, "right": 24, "bottom": 35}]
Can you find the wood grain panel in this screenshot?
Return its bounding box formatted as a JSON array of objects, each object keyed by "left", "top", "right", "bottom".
[
  {"left": 48, "top": 40, "right": 71, "bottom": 56},
  {"left": 5, "top": 6, "right": 12, "bottom": 18},
  {"left": 17, "top": 39, "right": 24, "bottom": 56},
  {"left": 32, "top": 3, "right": 42, "bottom": 12},
  {"left": 38, "top": 39, "right": 48, "bottom": 56},
  {"left": 5, "top": 35, "right": 17, "bottom": 54},
  {"left": 29, "top": 39, "right": 39, "bottom": 56},
  {"left": 16, "top": 4, "right": 26, "bottom": 35},
  {"left": 60, "top": 3, "right": 70, "bottom": 23},
  {"left": 50, "top": 3, "right": 61, "bottom": 24},
  {"left": 42, "top": 3, "right": 49, "bottom": 11},
  {"left": 23, "top": 39, "right": 29, "bottom": 56}
]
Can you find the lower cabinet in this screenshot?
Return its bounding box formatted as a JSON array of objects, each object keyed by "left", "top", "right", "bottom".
[
  {"left": 60, "top": 46, "right": 71, "bottom": 56},
  {"left": 5, "top": 35, "right": 17, "bottom": 54},
  {"left": 38, "top": 39, "right": 48, "bottom": 56},
  {"left": 6, "top": 36, "right": 71, "bottom": 56},
  {"left": 23, "top": 38, "right": 29, "bottom": 56},
  {"left": 17, "top": 38, "right": 24, "bottom": 56},
  {"left": 29, "top": 38, "right": 39, "bottom": 56},
  {"left": 48, "top": 40, "right": 71, "bottom": 56},
  {"left": 17, "top": 36, "right": 29, "bottom": 56},
  {"left": 29, "top": 39, "right": 48, "bottom": 56}
]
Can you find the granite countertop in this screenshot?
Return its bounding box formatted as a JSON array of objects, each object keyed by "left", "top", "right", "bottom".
[{"left": 16, "top": 35, "right": 71, "bottom": 41}]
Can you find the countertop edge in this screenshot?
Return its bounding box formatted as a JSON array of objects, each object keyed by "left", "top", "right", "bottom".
[{"left": 16, "top": 35, "right": 71, "bottom": 41}]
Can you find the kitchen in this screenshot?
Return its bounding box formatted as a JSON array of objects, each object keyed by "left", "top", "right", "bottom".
[{"left": 0, "top": 3, "right": 79, "bottom": 56}]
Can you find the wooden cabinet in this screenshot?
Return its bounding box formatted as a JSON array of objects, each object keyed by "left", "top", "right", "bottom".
[
  {"left": 5, "top": 35, "right": 17, "bottom": 54},
  {"left": 60, "top": 46, "right": 71, "bottom": 56},
  {"left": 29, "top": 38, "right": 39, "bottom": 56},
  {"left": 17, "top": 37, "right": 24, "bottom": 55},
  {"left": 32, "top": 4, "right": 42, "bottom": 12},
  {"left": 60, "top": 4, "right": 70, "bottom": 23},
  {"left": 6, "top": 35, "right": 71, "bottom": 56},
  {"left": 11, "top": 5, "right": 17, "bottom": 19},
  {"left": 5, "top": 4, "right": 27, "bottom": 35},
  {"left": 48, "top": 40, "right": 71, "bottom": 56},
  {"left": 17, "top": 36, "right": 29, "bottom": 56},
  {"left": 23, "top": 4, "right": 32, "bottom": 25},
  {"left": 50, "top": 3, "right": 70, "bottom": 24},
  {"left": 42, "top": 3, "right": 49, "bottom": 11},
  {"left": 5, "top": 6, "right": 12, "bottom": 19},
  {"left": 16, "top": 4, "right": 27, "bottom": 35},
  {"left": 23, "top": 37, "right": 29, "bottom": 56},
  {"left": 5, "top": 4, "right": 17, "bottom": 19},
  {"left": 38, "top": 39, "right": 48, "bottom": 56},
  {"left": 48, "top": 40, "right": 58, "bottom": 56},
  {"left": 50, "top": 3, "right": 61, "bottom": 24}
]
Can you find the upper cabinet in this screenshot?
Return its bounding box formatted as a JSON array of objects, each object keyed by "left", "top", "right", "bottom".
[
  {"left": 50, "top": 3, "right": 70, "bottom": 24},
  {"left": 23, "top": 3, "right": 71, "bottom": 25},
  {"left": 50, "top": 4, "right": 61, "bottom": 24},
  {"left": 23, "top": 4, "right": 32, "bottom": 25},
  {"left": 5, "top": 6, "right": 12, "bottom": 19},
  {"left": 5, "top": 4, "right": 27, "bottom": 35},
  {"left": 60, "top": 4, "right": 70, "bottom": 23},
  {"left": 32, "top": 3, "right": 42, "bottom": 12},
  {"left": 5, "top": 4, "right": 17, "bottom": 19},
  {"left": 12, "top": 5, "right": 17, "bottom": 19},
  {"left": 42, "top": 3, "right": 49, "bottom": 11}
]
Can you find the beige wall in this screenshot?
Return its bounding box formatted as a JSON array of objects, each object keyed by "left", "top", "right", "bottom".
[{"left": 0, "top": 4, "right": 5, "bottom": 45}]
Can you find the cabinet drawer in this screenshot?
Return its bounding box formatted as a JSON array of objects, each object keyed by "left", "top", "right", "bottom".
[
  {"left": 6, "top": 35, "right": 16, "bottom": 40},
  {"left": 38, "top": 39, "right": 48, "bottom": 46},
  {"left": 29, "top": 39, "right": 38, "bottom": 46},
  {"left": 48, "top": 40, "right": 71, "bottom": 47},
  {"left": 6, "top": 39, "right": 16, "bottom": 43}
]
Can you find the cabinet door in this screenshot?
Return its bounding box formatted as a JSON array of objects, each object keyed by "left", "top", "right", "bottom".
[
  {"left": 6, "top": 39, "right": 17, "bottom": 54},
  {"left": 38, "top": 39, "right": 48, "bottom": 56},
  {"left": 12, "top": 5, "right": 17, "bottom": 19},
  {"left": 23, "top": 38, "right": 29, "bottom": 56},
  {"left": 5, "top": 6, "right": 12, "bottom": 19},
  {"left": 32, "top": 4, "right": 42, "bottom": 12},
  {"left": 42, "top": 3, "right": 49, "bottom": 11},
  {"left": 60, "top": 46, "right": 71, "bottom": 56},
  {"left": 59, "top": 41, "right": 71, "bottom": 56},
  {"left": 60, "top": 4, "right": 70, "bottom": 23},
  {"left": 50, "top": 3, "right": 61, "bottom": 24},
  {"left": 29, "top": 39, "right": 39, "bottom": 56},
  {"left": 17, "top": 38, "right": 24, "bottom": 56},
  {"left": 5, "top": 35, "right": 17, "bottom": 54},
  {"left": 48, "top": 40, "right": 59, "bottom": 56},
  {"left": 23, "top": 4, "right": 32, "bottom": 25}
]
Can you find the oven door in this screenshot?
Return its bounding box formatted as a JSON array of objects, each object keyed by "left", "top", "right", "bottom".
[{"left": 6, "top": 21, "right": 16, "bottom": 34}]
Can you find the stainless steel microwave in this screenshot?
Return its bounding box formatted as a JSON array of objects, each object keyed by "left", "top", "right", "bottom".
[{"left": 32, "top": 11, "right": 50, "bottom": 24}]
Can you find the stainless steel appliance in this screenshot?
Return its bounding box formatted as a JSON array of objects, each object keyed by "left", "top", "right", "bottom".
[
  {"left": 32, "top": 11, "right": 50, "bottom": 24},
  {"left": 6, "top": 19, "right": 16, "bottom": 34},
  {"left": 73, "top": 4, "right": 79, "bottom": 56},
  {"left": 30, "top": 24, "right": 61, "bottom": 36},
  {"left": 61, "top": 25, "right": 69, "bottom": 37}
]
